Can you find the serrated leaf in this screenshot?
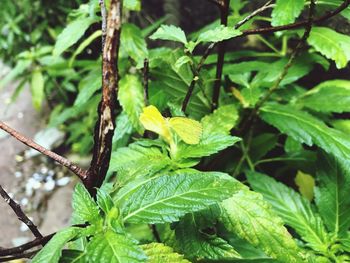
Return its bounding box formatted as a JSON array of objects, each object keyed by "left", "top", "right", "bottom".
[
  {"left": 121, "top": 23, "right": 148, "bottom": 66},
  {"left": 169, "top": 117, "right": 202, "bottom": 145},
  {"left": 150, "top": 25, "right": 187, "bottom": 45},
  {"left": 96, "top": 188, "right": 114, "bottom": 214},
  {"left": 298, "top": 80, "right": 350, "bottom": 113},
  {"left": 307, "top": 27, "right": 350, "bottom": 69},
  {"left": 315, "top": 152, "right": 350, "bottom": 235},
  {"left": 220, "top": 189, "right": 306, "bottom": 263},
  {"left": 30, "top": 69, "right": 45, "bottom": 110},
  {"left": 32, "top": 227, "right": 80, "bottom": 263},
  {"left": 72, "top": 183, "right": 100, "bottom": 224},
  {"left": 53, "top": 17, "right": 95, "bottom": 56},
  {"left": 295, "top": 171, "right": 315, "bottom": 201},
  {"left": 247, "top": 171, "right": 329, "bottom": 253},
  {"left": 272, "top": 0, "right": 305, "bottom": 26},
  {"left": 87, "top": 230, "right": 147, "bottom": 263},
  {"left": 175, "top": 213, "right": 241, "bottom": 260},
  {"left": 119, "top": 169, "right": 245, "bottom": 224},
  {"left": 197, "top": 25, "right": 242, "bottom": 44},
  {"left": 260, "top": 103, "right": 350, "bottom": 160},
  {"left": 123, "top": 0, "right": 141, "bottom": 11},
  {"left": 119, "top": 75, "right": 145, "bottom": 133},
  {"left": 141, "top": 243, "right": 191, "bottom": 263}
]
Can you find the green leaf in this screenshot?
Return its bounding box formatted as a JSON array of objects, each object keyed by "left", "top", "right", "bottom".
[
  {"left": 30, "top": 69, "right": 45, "bottom": 110},
  {"left": 32, "top": 227, "right": 80, "bottom": 263},
  {"left": 72, "top": 183, "right": 100, "bottom": 224},
  {"left": 0, "top": 60, "right": 31, "bottom": 89},
  {"left": 59, "top": 249, "right": 86, "bottom": 263},
  {"left": 295, "top": 170, "right": 315, "bottom": 201},
  {"left": 247, "top": 171, "right": 329, "bottom": 253},
  {"left": 175, "top": 55, "right": 192, "bottom": 69},
  {"left": 97, "top": 188, "right": 114, "bottom": 214},
  {"left": 119, "top": 169, "right": 245, "bottom": 224},
  {"left": 141, "top": 243, "right": 191, "bottom": 263},
  {"left": 298, "top": 80, "right": 350, "bottom": 113},
  {"left": 87, "top": 230, "right": 147, "bottom": 263},
  {"left": 150, "top": 25, "right": 187, "bottom": 45},
  {"left": 74, "top": 69, "right": 101, "bottom": 106},
  {"left": 123, "top": 0, "right": 141, "bottom": 11},
  {"left": 307, "top": 27, "right": 350, "bottom": 69},
  {"left": 121, "top": 23, "right": 148, "bottom": 67},
  {"left": 260, "top": 103, "right": 350, "bottom": 160},
  {"left": 315, "top": 152, "right": 350, "bottom": 235},
  {"left": 175, "top": 213, "right": 241, "bottom": 260},
  {"left": 53, "top": 17, "right": 95, "bottom": 57},
  {"left": 196, "top": 25, "right": 242, "bottom": 44},
  {"left": 272, "top": 0, "right": 305, "bottom": 26},
  {"left": 220, "top": 189, "right": 306, "bottom": 263},
  {"left": 109, "top": 141, "right": 170, "bottom": 185},
  {"left": 119, "top": 75, "right": 145, "bottom": 133}
]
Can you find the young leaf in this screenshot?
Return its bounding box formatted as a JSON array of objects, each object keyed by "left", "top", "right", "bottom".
[
  {"left": 315, "top": 152, "right": 350, "bottom": 235},
  {"left": 141, "top": 243, "right": 191, "bottom": 263},
  {"left": 247, "top": 171, "right": 329, "bottom": 253},
  {"left": 175, "top": 213, "right": 241, "bottom": 260},
  {"left": 87, "top": 230, "right": 147, "bottom": 263},
  {"left": 272, "top": 0, "right": 305, "bottom": 26},
  {"left": 149, "top": 25, "right": 187, "bottom": 45},
  {"left": 260, "top": 103, "right": 350, "bottom": 160},
  {"left": 119, "top": 75, "right": 145, "bottom": 133},
  {"left": 119, "top": 169, "right": 245, "bottom": 224},
  {"left": 124, "top": 0, "right": 141, "bottom": 11},
  {"left": 307, "top": 27, "right": 350, "bottom": 69},
  {"left": 169, "top": 117, "right": 202, "bottom": 145},
  {"left": 298, "top": 80, "right": 350, "bottom": 113},
  {"left": 220, "top": 189, "right": 306, "bottom": 263},
  {"left": 32, "top": 227, "right": 81, "bottom": 263},
  {"left": 53, "top": 17, "right": 95, "bottom": 57},
  {"left": 96, "top": 188, "right": 114, "bottom": 215},
  {"left": 72, "top": 183, "right": 100, "bottom": 224},
  {"left": 196, "top": 25, "right": 242, "bottom": 44},
  {"left": 30, "top": 69, "right": 45, "bottom": 110},
  {"left": 295, "top": 170, "right": 315, "bottom": 201}
]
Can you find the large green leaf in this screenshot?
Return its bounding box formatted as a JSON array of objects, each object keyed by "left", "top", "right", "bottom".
[
  {"left": 74, "top": 69, "right": 101, "bottom": 106},
  {"left": 307, "top": 27, "right": 350, "bottom": 69},
  {"left": 150, "top": 25, "right": 187, "bottom": 45},
  {"left": 175, "top": 213, "right": 241, "bottom": 260},
  {"left": 53, "top": 17, "right": 95, "bottom": 56},
  {"left": 298, "top": 80, "right": 350, "bottom": 113},
  {"left": 87, "top": 230, "right": 147, "bottom": 263},
  {"left": 315, "top": 153, "right": 350, "bottom": 235},
  {"left": 119, "top": 169, "right": 244, "bottom": 224},
  {"left": 118, "top": 75, "right": 145, "bottom": 133},
  {"left": 30, "top": 69, "right": 45, "bottom": 110},
  {"left": 72, "top": 183, "right": 100, "bottom": 224},
  {"left": 247, "top": 172, "right": 329, "bottom": 253},
  {"left": 260, "top": 103, "right": 350, "bottom": 160},
  {"left": 220, "top": 189, "right": 306, "bottom": 263},
  {"left": 141, "top": 243, "right": 191, "bottom": 263},
  {"left": 196, "top": 25, "right": 242, "bottom": 44},
  {"left": 272, "top": 0, "right": 305, "bottom": 26},
  {"left": 121, "top": 23, "right": 148, "bottom": 67},
  {"left": 32, "top": 227, "right": 81, "bottom": 263}
]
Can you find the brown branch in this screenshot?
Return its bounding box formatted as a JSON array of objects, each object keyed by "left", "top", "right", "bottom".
[
  {"left": 181, "top": 0, "right": 273, "bottom": 112},
  {"left": 0, "top": 249, "right": 40, "bottom": 262},
  {"left": 0, "top": 184, "right": 42, "bottom": 239},
  {"left": 212, "top": 0, "right": 230, "bottom": 110},
  {"left": 0, "top": 121, "right": 87, "bottom": 181},
  {"left": 86, "top": 0, "right": 122, "bottom": 194},
  {"left": 143, "top": 58, "right": 149, "bottom": 105}
]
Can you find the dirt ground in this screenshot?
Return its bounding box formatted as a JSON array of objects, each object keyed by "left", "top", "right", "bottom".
[{"left": 0, "top": 64, "right": 75, "bottom": 249}]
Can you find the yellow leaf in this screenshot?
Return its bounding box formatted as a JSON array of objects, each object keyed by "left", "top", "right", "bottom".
[
  {"left": 139, "top": 105, "right": 172, "bottom": 143},
  {"left": 168, "top": 117, "right": 202, "bottom": 145},
  {"left": 295, "top": 171, "right": 315, "bottom": 201}
]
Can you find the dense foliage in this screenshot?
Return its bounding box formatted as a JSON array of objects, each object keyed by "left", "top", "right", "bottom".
[{"left": 1, "top": 0, "right": 350, "bottom": 262}]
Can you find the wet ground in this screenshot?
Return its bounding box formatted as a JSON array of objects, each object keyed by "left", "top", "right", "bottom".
[{"left": 0, "top": 64, "right": 76, "bottom": 249}]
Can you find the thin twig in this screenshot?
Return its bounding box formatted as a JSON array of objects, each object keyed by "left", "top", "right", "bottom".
[
  {"left": 0, "top": 185, "right": 42, "bottom": 239},
  {"left": 86, "top": 0, "right": 122, "bottom": 194},
  {"left": 143, "top": 58, "right": 149, "bottom": 105},
  {"left": 0, "top": 249, "right": 40, "bottom": 262},
  {"left": 0, "top": 121, "right": 87, "bottom": 181},
  {"left": 99, "top": 0, "right": 107, "bottom": 49},
  {"left": 212, "top": 0, "right": 230, "bottom": 110},
  {"left": 181, "top": 0, "right": 273, "bottom": 112}
]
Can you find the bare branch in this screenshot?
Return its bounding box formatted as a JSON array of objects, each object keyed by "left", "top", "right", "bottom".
[
  {"left": 0, "top": 121, "right": 87, "bottom": 181},
  {"left": 234, "top": 1, "right": 273, "bottom": 29},
  {"left": 99, "top": 0, "right": 107, "bottom": 48},
  {"left": 0, "top": 184, "right": 42, "bottom": 239},
  {"left": 86, "top": 0, "right": 122, "bottom": 194}
]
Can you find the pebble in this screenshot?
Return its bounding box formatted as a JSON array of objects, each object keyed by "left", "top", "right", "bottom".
[
  {"left": 56, "top": 177, "right": 70, "bottom": 186},
  {"left": 43, "top": 180, "right": 55, "bottom": 192},
  {"left": 19, "top": 223, "right": 29, "bottom": 232}
]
